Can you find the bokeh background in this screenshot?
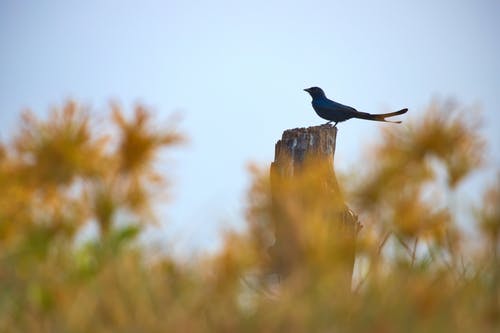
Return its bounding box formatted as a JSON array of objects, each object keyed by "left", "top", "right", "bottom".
[{"left": 1, "top": 0, "right": 499, "bottom": 254}]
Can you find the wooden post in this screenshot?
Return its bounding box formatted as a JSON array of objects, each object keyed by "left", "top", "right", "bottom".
[{"left": 269, "top": 124, "right": 361, "bottom": 285}]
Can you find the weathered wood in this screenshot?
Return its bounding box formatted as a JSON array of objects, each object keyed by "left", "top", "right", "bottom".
[
  {"left": 272, "top": 124, "right": 338, "bottom": 177},
  {"left": 269, "top": 124, "right": 361, "bottom": 283}
]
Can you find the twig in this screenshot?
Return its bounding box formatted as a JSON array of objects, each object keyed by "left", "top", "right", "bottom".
[
  {"left": 411, "top": 237, "right": 418, "bottom": 267},
  {"left": 378, "top": 230, "right": 392, "bottom": 255},
  {"left": 394, "top": 233, "right": 412, "bottom": 256},
  {"left": 354, "top": 230, "right": 392, "bottom": 293}
]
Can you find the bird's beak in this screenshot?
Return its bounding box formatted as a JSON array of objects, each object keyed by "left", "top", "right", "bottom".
[{"left": 303, "top": 88, "right": 310, "bottom": 92}]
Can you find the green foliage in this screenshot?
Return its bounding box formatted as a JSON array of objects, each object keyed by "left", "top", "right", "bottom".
[{"left": 0, "top": 100, "right": 498, "bottom": 332}]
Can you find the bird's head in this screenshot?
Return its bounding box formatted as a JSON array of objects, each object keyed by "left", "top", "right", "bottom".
[{"left": 304, "top": 87, "right": 326, "bottom": 99}]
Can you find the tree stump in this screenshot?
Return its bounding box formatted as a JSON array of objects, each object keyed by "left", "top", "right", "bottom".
[{"left": 269, "top": 124, "right": 361, "bottom": 285}]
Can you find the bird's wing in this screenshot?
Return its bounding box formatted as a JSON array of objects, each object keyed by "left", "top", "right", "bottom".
[{"left": 314, "top": 98, "right": 359, "bottom": 114}]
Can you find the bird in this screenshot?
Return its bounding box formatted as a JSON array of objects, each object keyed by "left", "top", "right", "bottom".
[{"left": 304, "top": 87, "right": 408, "bottom": 127}]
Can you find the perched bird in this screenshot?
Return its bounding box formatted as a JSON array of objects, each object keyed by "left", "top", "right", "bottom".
[{"left": 304, "top": 87, "right": 408, "bottom": 126}]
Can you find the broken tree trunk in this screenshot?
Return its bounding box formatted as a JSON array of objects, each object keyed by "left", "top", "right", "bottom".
[{"left": 269, "top": 124, "right": 361, "bottom": 286}]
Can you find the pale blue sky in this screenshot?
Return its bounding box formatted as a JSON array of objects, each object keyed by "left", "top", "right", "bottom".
[{"left": 1, "top": 0, "right": 499, "bottom": 254}]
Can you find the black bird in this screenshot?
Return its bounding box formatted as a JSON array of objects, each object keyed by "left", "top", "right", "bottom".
[{"left": 304, "top": 87, "right": 408, "bottom": 127}]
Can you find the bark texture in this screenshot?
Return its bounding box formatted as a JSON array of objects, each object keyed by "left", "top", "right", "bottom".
[{"left": 269, "top": 124, "right": 361, "bottom": 283}]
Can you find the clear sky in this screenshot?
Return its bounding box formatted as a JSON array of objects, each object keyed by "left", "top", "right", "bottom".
[{"left": 1, "top": 0, "right": 499, "bottom": 254}]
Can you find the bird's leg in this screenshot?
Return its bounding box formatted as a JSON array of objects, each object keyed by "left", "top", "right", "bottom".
[
  {"left": 325, "top": 121, "right": 332, "bottom": 125},
  {"left": 333, "top": 122, "right": 338, "bottom": 128}
]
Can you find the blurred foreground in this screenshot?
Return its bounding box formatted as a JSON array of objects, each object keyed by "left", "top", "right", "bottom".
[{"left": 0, "top": 101, "right": 498, "bottom": 332}]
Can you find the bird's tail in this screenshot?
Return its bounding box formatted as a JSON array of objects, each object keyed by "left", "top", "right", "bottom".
[{"left": 355, "top": 108, "right": 408, "bottom": 123}]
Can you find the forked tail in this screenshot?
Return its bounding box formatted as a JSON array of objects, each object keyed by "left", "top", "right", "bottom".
[{"left": 355, "top": 108, "right": 408, "bottom": 123}]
